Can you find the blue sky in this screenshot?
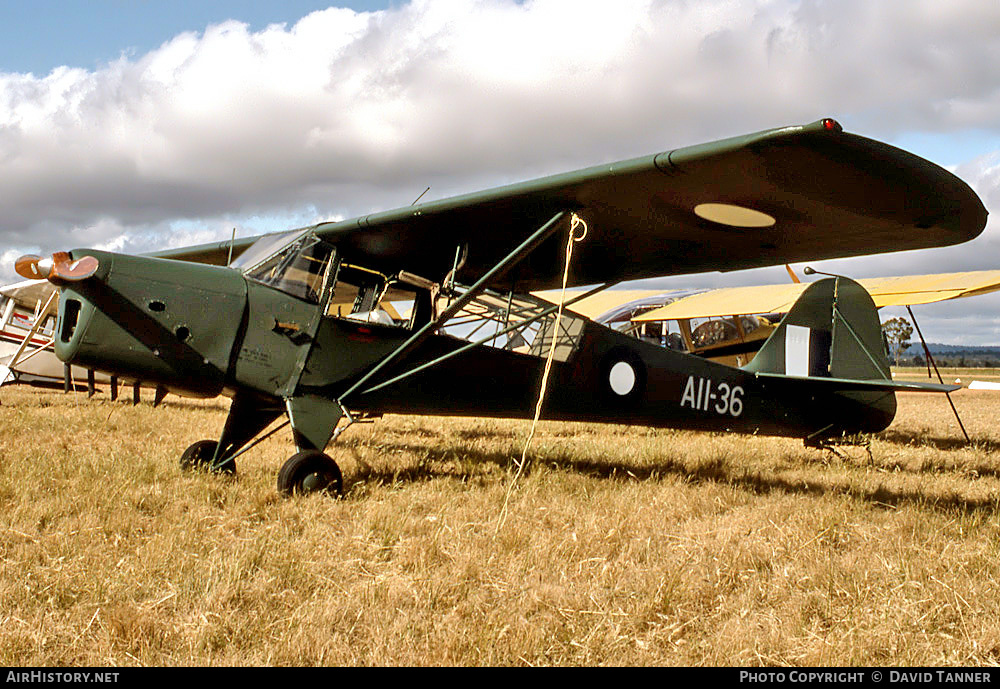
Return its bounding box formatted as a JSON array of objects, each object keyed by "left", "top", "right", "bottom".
[
  {"left": 1, "top": 1, "right": 999, "bottom": 344},
  {"left": 0, "top": 1, "right": 389, "bottom": 75}
]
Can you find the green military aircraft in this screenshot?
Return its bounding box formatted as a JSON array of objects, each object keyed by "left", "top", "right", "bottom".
[{"left": 15, "top": 119, "right": 989, "bottom": 495}]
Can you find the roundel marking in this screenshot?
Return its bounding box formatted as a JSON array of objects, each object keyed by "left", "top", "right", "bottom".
[
  {"left": 694, "top": 203, "right": 776, "bottom": 228},
  {"left": 609, "top": 360, "right": 636, "bottom": 396}
]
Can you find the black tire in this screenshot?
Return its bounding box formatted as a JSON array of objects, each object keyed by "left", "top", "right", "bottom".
[
  {"left": 277, "top": 450, "right": 343, "bottom": 497},
  {"left": 179, "top": 439, "right": 236, "bottom": 474}
]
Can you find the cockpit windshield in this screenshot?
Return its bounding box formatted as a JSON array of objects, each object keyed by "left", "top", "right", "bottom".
[
  {"left": 229, "top": 229, "right": 306, "bottom": 271},
  {"left": 233, "top": 230, "right": 336, "bottom": 304}
]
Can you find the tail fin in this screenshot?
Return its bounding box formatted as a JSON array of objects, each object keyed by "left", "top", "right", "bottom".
[
  {"left": 744, "top": 276, "right": 890, "bottom": 381},
  {"left": 743, "top": 277, "right": 957, "bottom": 439}
]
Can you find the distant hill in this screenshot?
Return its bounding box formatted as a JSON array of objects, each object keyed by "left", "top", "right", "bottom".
[
  {"left": 920, "top": 343, "right": 1000, "bottom": 355},
  {"left": 900, "top": 342, "right": 1000, "bottom": 367}
]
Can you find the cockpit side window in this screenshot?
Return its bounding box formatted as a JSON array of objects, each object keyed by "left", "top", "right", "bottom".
[{"left": 327, "top": 265, "right": 436, "bottom": 330}]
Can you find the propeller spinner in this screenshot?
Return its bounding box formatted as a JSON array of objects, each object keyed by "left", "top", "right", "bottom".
[{"left": 15, "top": 251, "right": 99, "bottom": 283}]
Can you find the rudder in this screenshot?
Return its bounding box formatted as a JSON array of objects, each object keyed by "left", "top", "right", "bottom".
[{"left": 744, "top": 277, "right": 891, "bottom": 381}]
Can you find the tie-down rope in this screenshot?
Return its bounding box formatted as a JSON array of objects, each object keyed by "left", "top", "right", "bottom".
[{"left": 497, "top": 213, "right": 588, "bottom": 530}]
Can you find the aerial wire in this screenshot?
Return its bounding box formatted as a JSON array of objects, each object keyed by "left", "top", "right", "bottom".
[{"left": 497, "top": 213, "right": 588, "bottom": 531}]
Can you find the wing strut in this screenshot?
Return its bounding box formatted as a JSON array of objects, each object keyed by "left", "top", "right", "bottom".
[
  {"left": 906, "top": 305, "right": 970, "bottom": 443},
  {"left": 336, "top": 210, "right": 571, "bottom": 411},
  {"left": 356, "top": 280, "right": 613, "bottom": 398}
]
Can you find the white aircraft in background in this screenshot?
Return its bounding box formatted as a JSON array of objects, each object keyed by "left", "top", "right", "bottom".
[
  {"left": 0, "top": 279, "right": 111, "bottom": 392},
  {"left": 0, "top": 279, "right": 60, "bottom": 386}
]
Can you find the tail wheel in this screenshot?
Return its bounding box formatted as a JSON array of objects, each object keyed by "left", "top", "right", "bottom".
[
  {"left": 277, "top": 450, "right": 343, "bottom": 497},
  {"left": 179, "top": 439, "right": 236, "bottom": 474}
]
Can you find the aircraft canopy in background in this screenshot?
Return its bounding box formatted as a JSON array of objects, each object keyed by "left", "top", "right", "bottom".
[{"left": 531, "top": 289, "right": 688, "bottom": 321}]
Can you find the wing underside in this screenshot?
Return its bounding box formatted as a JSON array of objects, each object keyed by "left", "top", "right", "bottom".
[{"left": 152, "top": 119, "right": 988, "bottom": 292}]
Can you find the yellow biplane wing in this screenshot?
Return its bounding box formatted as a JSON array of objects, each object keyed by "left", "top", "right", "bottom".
[
  {"left": 856, "top": 271, "right": 1000, "bottom": 307},
  {"left": 633, "top": 270, "right": 1000, "bottom": 322}
]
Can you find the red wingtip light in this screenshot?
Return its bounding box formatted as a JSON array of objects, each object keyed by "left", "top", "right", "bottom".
[{"left": 822, "top": 118, "right": 841, "bottom": 131}]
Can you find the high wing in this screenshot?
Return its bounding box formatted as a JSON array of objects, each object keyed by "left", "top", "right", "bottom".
[
  {"left": 0, "top": 278, "right": 56, "bottom": 306},
  {"left": 633, "top": 270, "right": 1000, "bottom": 322},
  {"left": 151, "top": 118, "right": 987, "bottom": 292}
]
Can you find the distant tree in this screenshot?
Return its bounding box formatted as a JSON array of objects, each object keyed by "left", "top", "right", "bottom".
[{"left": 881, "top": 317, "right": 913, "bottom": 366}]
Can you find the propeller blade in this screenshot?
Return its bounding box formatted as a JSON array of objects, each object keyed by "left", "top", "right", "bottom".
[
  {"left": 14, "top": 252, "right": 98, "bottom": 283},
  {"left": 50, "top": 252, "right": 99, "bottom": 282},
  {"left": 14, "top": 254, "right": 47, "bottom": 280}
]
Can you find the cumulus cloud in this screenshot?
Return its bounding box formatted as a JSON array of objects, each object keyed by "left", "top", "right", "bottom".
[{"left": 0, "top": 0, "right": 999, "bottom": 341}]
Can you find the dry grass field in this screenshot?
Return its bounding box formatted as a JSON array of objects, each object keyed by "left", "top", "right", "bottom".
[{"left": 1, "top": 376, "right": 999, "bottom": 666}]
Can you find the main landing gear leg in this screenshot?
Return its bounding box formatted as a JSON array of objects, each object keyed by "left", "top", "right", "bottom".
[
  {"left": 180, "top": 392, "right": 283, "bottom": 475},
  {"left": 276, "top": 395, "right": 345, "bottom": 496}
]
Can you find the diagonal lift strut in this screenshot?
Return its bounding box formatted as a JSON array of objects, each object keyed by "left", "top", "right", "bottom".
[
  {"left": 337, "top": 210, "right": 571, "bottom": 408},
  {"left": 357, "top": 280, "right": 613, "bottom": 398}
]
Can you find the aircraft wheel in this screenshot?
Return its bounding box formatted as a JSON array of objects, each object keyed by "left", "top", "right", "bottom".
[
  {"left": 179, "top": 439, "right": 236, "bottom": 474},
  {"left": 277, "top": 450, "right": 343, "bottom": 497}
]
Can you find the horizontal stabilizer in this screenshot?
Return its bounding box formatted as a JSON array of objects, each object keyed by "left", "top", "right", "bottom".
[{"left": 753, "top": 371, "right": 960, "bottom": 394}]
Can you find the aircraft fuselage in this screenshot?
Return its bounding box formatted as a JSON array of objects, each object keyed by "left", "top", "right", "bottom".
[{"left": 52, "top": 249, "right": 895, "bottom": 446}]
